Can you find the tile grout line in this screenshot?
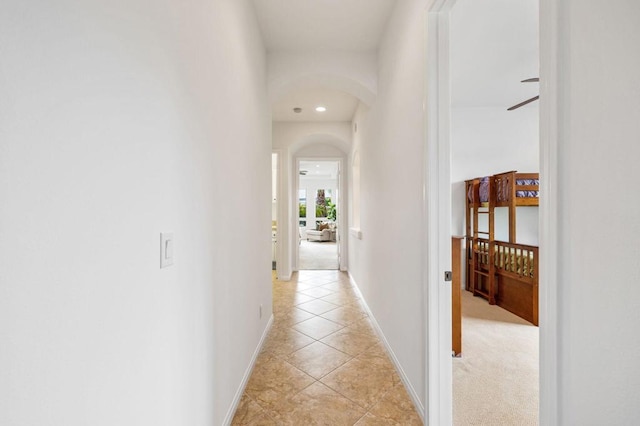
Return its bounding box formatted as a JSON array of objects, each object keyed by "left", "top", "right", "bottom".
[
  {"left": 284, "top": 315, "right": 393, "bottom": 414},
  {"left": 279, "top": 282, "right": 387, "bottom": 413},
  {"left": 236, "top": 271, "right": 419, "bottom": 425}
]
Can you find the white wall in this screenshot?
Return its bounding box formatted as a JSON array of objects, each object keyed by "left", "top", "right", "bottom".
[
  {"left": 0, "top": 1, "right": 271, "bottom": 425},
  {"left": 450, "top": 0, "right": 539, "bottom": 248},
  {"left": 296, "top": 144, "right": 346, "bottom": 158},
  {"left": 350, "top": 104, "right": 367, "bottom": 227},
  {"left": 271, "top": 122, "right": 350, "bottom": 278},
  {"left": 272, "top": 121, "right": 352, "bottom": 153},
  {"left": 451, "top": 107, "right": 539, "bottom": 245},
  {"left": 450, "top": 0, "right": 539, "bottom": 108},
  {"left": 548, "top": 1, "right": 640, "bottom": 424},
  {"left": 268, "top": 51, "right": 378, "bottom": 106},
  {"left": 347, "top": 0, "right": 427, "bottom": 410}
]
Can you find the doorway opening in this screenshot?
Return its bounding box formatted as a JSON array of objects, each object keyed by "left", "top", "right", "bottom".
[
  {"left": 449, "top": 0, "right": 540, "bottom": 423},
  {"left": 297, "top": 159, "right": 340, "bottom": 270},
  {"left": 425, "top": 0, "right": 543, "bottom": 424}
]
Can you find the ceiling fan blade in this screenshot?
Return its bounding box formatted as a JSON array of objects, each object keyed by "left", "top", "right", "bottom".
[
  {"left": 521, "top": 77, "right": 539, "bottom": 83},
  {"left": 507, "top": 95, "right": 539, "bottom": 111}
]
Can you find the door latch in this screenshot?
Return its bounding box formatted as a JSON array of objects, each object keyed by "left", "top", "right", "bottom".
[{"left": 444, "top": 271, "right": 452, "bottom": 282}]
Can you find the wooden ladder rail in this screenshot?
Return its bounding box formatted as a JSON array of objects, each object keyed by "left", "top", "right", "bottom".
[
  {"left": 487, "top": 176, "right": 496, "bottom": 304},
  {"left": 465, "top": 179, "right": 484, "bottom": 297},
  {"left": 464, "top": 179, "right": 475, "bottom": 293},
  {"left": 466, "top": 176, "right": 497, "bottom": 305}
]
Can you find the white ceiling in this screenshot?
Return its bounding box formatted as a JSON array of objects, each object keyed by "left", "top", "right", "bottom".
[
  {"left": 252, "top": 0, "right": 397, "bottom": 52},
  {"left": 272, "top": 87, "right": 359, "bottom": 122},
  {"left": 451, "top": 0, "right": 539, "bottom": 108},
  {"left": 299, "top": 160, "right": 339, "bottom": 180},
  {"left": 253, "top": 0, "right": 396, "bottom": 123},
  {"left": 256, "top": 0, "right": 537, "bottom": 121}
]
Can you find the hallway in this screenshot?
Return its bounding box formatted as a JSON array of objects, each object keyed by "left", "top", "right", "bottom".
[
  {"left": 232, "top": 271, "right": 421, "bottom": 425},
  {"left": 3, "top": 0, "right": 639, "bottom": 424}
]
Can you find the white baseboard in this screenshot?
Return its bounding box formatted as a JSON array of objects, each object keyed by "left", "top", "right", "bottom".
[
  {"left": 278, "top": 272, "right": 292, "bottom": 281},
  {"left": 349, "top": 227, "right": 363, "bottom": 239},
  {"left": 276, "top": 265, "right": 292, "bottom": 281},
  {"left": 222, "top": 314, "right": 274, "bottom": 426},
  {"left": 348, "top": 274, "right": 426, "bottom": 422}
]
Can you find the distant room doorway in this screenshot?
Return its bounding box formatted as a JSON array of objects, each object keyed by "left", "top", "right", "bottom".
[{"left": 297, "top": 160, "right": 340, "bottom": 270}]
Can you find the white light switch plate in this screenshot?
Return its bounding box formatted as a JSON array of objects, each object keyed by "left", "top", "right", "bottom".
[{"left": 160, "top": 232, "right": 174, "bottom": 268}]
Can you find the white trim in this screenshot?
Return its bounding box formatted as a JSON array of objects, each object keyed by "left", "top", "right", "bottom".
[
  {"left": 293, "top": 156, "right": 347, "bottom": 272},
  {"left": 348, "top": 273, "right": 425, "bottom": 422},
  {"left": 222, "top": 314, "right": 274, "bottom": 426},
  {"left": 272, "top": 149, "right": 284, "bottom": 280},
  {"left": 539, "top": 0, "right": 560, "bottom": 423},
  {"left": 293, "top": 157, "right": 301, "bottom": 272},
  {"left": 348, "top": 227, "right": 362, "bottom": 239},
  {"left": 277, "top": 272, "right": 292, "bottom": 281},
  {"left": 337, "top": 159, "right": 348, "bottom": 272},
  {"left": 424, "top": 1, "right": 456, "bottom": 425}
]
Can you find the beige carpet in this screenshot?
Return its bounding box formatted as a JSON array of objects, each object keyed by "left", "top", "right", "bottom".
[
  {"left": 298, "top": 240, "right": 339, "bottom": 270},
  {"left": 453, "top": 290, "right": 539, "bottom": 425}
]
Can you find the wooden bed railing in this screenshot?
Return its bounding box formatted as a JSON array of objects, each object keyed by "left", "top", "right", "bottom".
[
  {"left": 493, "top": 240, "right": 539, "bottom": 326},
  {"left": 471, "top": 240, "right": 538, "bottom": 278},
  {"left": 464, "top": 178, "right": 481, "bottom": 207},
  {"left": 493, "top": 240, "right": 539, "bottom": 284},
  {"left": 468, "top": 238, "right": 538, "bottom": 302},
  {"left": 494, "top": 171, "right": 539, "bottom": 207}
]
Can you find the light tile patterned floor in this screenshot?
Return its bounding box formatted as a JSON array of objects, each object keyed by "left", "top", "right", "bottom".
[{"left": 232, "top": 270, "right": 423, "bottom": 425}]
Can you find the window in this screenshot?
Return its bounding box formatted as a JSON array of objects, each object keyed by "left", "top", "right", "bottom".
[{"left": 315, "top": 189, "right": 336, "bottom": 221}]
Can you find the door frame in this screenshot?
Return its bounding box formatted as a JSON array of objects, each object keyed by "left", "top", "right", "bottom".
[
  {"left": 272, "top": 148, "right": 286, "bottom": 280},
  {"left": 424, "top": 1, "right": 455, "bottom": 424},
  {"left": 293, "top": 156, "right": 346, "bottom": 271},
  {"left": 424, "top": 0, "right": 560, "bottom": 424},
  {"left": 538, "top": 0, "right": 561, "bottom": 423}
]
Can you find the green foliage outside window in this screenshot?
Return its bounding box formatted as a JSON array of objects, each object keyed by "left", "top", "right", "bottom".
[
  {"left": 299, "top": 190, "right": 335, "bottom": 221},
  {"left": 316, "top": 197, "right": 336, "bottom": 220},
  {"left": 326, "top": 199, "right": 336, "bottom": 221}
]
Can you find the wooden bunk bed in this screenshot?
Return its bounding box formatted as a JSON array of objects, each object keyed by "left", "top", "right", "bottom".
[{"left": 464, "top": 171, "right": 539, "bottom": 325}]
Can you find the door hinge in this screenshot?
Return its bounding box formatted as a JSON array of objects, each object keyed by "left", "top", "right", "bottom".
[{"left": 444, "top": 271, "right": 452, "bottom": 282}]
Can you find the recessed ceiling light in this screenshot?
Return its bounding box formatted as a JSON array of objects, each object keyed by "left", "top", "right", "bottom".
[{"left": 315, "top": 106, "right": 327, "bottom": 112}]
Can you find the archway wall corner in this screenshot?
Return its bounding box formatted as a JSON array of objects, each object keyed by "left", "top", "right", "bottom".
[{"left": 267, "top": 51, "right": 378, "bottom": 107}]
